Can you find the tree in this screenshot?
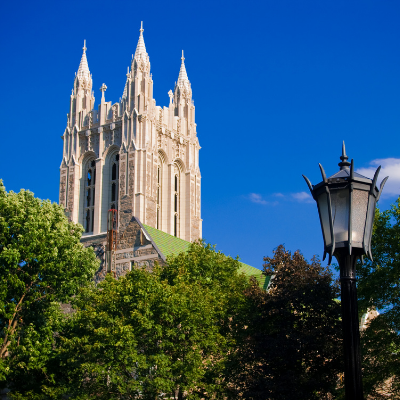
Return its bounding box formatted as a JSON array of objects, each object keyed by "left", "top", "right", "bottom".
[
  {"left": 227, "top": 245, "right": 343, "bottom": 400},
  {"left": 356, "top": 198, "right": 400, "bottom": 397},
  {"left": 29, "top": 242, "right": 250, "bottom": 399},
  {"left": 357, "top": 199, "right": 400, "bottom": 327},
  {"left": 0, "top": 181, "right": 98, "bottom": 394}
]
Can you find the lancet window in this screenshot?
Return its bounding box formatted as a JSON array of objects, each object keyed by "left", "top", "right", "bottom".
[
  {"left": 174, "top": 165, "right": 180, "bottom": 237},
  {"left": 110, "top": 154, "right": 119, "bottom": 210},
  {"left": 84, "top": 160, "right": 96, "bottom": 233},
  {"left": 156, "top": 164, "right": 161, "bottom": 229}
]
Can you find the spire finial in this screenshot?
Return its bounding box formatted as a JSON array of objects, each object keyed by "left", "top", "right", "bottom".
[
  {"left": 176, "top": 49, "right": 190, "bottom": 91},
  {"left": 338, "top": 141, "right": 351, "bottom": 170},
  {"left": 76, "top": 40, "right": 91, "bottom": 85},
  {"left": 100, "top": 83, "right": 107, "bottom": 101},
  {"left": 134, "top": 21, "right": 148, "bottom": 62}
]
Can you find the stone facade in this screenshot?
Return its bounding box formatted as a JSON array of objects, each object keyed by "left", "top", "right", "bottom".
[
  {"left": 59, "top": 24, "right": 202, "bottom": 252},
  {"left": 80, "top": 217, "right": 166, "bottom": 282}
]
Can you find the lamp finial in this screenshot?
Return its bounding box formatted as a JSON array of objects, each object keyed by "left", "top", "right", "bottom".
[{"left": 338, "top": 141, "right": 351, "bottom": 170}]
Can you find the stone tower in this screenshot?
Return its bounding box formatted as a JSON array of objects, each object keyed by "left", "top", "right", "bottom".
[{"left": 59, "top": 24, "right": 202, "bottom": 250}]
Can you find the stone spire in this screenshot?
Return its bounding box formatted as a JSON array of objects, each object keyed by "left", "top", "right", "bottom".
[
  {"left": 134, "top": 22, "right": 149, "bottom": 63},
  {"left": 176, "top": 50, "right": 191, "bottom": 91},
  {"left": 77, "top": 40, "right": 91, "bottom": 85}
]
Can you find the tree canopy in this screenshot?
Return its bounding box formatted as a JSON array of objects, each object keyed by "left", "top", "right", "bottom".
[
  {"left": 0, "top": 181, "right": 98, "bottom": 392},
  {"left": 227, "top": 245, "right": 343, "bottom": 400},
  {"left": 357, "top": 199, "right": 400, "bottom": 397},
  {"left": 11, "top": 242, "right": 250, "bottom": 399},
  {"left": 1, "top": 179, "right": 350, "bottom": 399}
]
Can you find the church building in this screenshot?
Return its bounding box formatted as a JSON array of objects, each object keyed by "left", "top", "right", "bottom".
[{"left": 59, "top": 23, "right": 266, "bottom": 287}]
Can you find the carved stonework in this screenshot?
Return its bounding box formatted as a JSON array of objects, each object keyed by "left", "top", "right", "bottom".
[
  {"left": 119, "top": 155, "right": 126, "bottom": 196},
  {"left": 163, "top": 136, "right": 167, "bottom": 151},
  {"left": 114, "top": 129, "right": 121, "bottom": 146},
  {"left": 79, "top": 135, "right": 87, "bottom": 155},
  {"left": 146, "top": 160, "right": 151, "bottom": 195},
  {"left": 67, "top": 171, "right": 74, "bottom": 214},
  {"left": 104, "top": 131, "right": 112, "bottom": 150},
  {"left": 88, "top": 134, "right": 93, "bottom": 151},
  {"left": 128, "top": 156, "right": 135, "bottom": 197},
  {"left": 59, "top": 175, "right": 66, "bottom": 205}
]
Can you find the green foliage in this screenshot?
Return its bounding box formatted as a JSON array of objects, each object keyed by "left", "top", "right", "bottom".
[
  {"left": 30, "top": 242, "right": 249, "bottom": 399},
  {"left": 361, "top": 315, "right": 400, "bottom": 398},
  {"left": 0, "top": 180, "right": 98, "bottom": 393},
  {"left": 357, "top": 198, "right": 400, "bottom": 397},
  {"left": 228, "top": 245, "right": 343, "bottom": 400},
  {"left": 357, "top": 200, "right": 400, "bottom": 325}
]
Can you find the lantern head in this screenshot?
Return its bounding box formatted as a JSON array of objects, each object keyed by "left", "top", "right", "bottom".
[{"left": 303, "top": 142, "right": 388, "bottom": 265}]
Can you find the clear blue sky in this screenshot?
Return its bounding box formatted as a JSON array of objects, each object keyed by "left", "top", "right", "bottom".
[{"left": 1, "top": 0, "right": 400, "bottom": 270}]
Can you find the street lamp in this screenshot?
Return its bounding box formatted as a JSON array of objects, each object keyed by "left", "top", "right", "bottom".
[{"left": 302, "top": 142, "right": 388, "bottom": 400}]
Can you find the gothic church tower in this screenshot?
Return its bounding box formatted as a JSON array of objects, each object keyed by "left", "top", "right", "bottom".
[{"left": 59, "top": 24, "right": 202, "bottom": 253}]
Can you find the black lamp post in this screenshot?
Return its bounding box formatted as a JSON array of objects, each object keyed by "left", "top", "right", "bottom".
[{"left": 303, "top": 142, "right": 388, "bottom": 400}]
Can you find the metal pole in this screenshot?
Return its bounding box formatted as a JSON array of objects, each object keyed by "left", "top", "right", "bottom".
[{"left": 336, "top": 252, "right": 364, "bottom": 400}]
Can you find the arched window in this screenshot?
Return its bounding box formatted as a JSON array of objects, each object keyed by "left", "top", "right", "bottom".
[
  {"left": 84, "top": 160, "right": 96, "bottom": 233},
  {"left": 173, "top": 165, "right": 180, "bottom": 237},
  {"left": 110, "top": 154, "right": 119, "bottom": 210}
]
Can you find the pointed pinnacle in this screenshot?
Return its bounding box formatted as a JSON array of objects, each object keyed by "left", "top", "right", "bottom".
[
  {"left": 140, "top": 21, "right": 144, "bottom": 34},
  {"left": 134, "top": 22, "right": 148, "bottom": 61},
  {"left": 77, "top": 41, "right": 90, "bottom": 83},
  {"left": 177, "top": 50, "right": 189, "bottom": 88}
]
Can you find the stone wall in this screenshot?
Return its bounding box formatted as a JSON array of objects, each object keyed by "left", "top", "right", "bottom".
[{"left": 80, "top": 218, "right": 164, "bottom": 283}]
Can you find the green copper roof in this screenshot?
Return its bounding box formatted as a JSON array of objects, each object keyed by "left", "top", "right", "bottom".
[
  {"left": 142, "top": 224, "right": 269, "bottom": 289},
  {"left": 143, "top": 224, "right": 191, "bottom": 258}
]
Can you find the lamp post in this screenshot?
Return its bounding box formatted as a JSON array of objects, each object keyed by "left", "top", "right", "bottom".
[{"left": 303, "top": 142, "right": 388, "bottom": 400}]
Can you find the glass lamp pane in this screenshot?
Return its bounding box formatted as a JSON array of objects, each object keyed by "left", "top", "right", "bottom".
[
  {"left": 317, "top": 192, "right": 332, "bottom": 247},
  {"left": 364, "top": 195, "right": 376, "bottom": 251},
  {"left": 351, "top": 189, "right": 369, "bottom": 246},
  {"left": 330, "top": 188, "right": 349, "bottom": 243}
]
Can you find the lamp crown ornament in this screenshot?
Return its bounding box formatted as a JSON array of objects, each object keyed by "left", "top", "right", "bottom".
[
  {"left": 302, "top": 142, "right": 388, "bottom": 265},
  {"left": 339, "top": 141, "right": 351, "bottom": 170}
]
